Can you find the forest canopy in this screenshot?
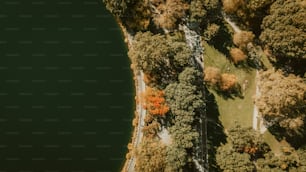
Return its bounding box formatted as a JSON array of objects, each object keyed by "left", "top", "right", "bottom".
[
  {"left": 260, "top": 0, "right": 306, "bottom": 59},
  {"left": 255, "top": 69, "right": 306, "bottom": 135},
  {"left": 128, "top": 31, "right": 191, "bottom": 88}
]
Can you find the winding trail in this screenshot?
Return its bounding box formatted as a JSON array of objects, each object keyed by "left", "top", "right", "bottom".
[
  {"left": 123, "top": 20, "right": 207, "bottom": 172},
  {"left": 118, "top": 23, "right": 147, "bottom": 172},
  {"left": 222, "top": 12, "right": 241, "bottom": 33},
  {"left": 126, "top": 71, "right": 146, "bottom": 172}
]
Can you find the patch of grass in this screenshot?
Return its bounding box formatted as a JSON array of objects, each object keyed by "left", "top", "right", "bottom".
[
  {"left": 203, "top": 41, "right": 256, "bottom": 129},
  {"left": 203, "top": 41, "right": 287, "bottom": 155},
  {"left": 263, "top": 131, "right": 282, "bottom": 155}
]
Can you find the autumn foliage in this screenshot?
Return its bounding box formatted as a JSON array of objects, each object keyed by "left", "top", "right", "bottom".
[
  {"left": 230, "top": 48, "right": 247, "bottom": 64},
  {"left": 220, "top": 73, "right": 238, "bottom": 91},
  {"left": 204, "top": 67, "right": 221, "bottom": 86},
  {"left": 255, "top": 69, "right": 306, "bottom": 135},
  {"left": 222, "top": 0, "right": 245, "bottom": 13},
  {"left": 152, "top": 0, "right": 189, "bottom": 30},
  {"left": 142, "top": 87, "right": 169, "bottom": 116},
  {"left": 204, "top": 67, "right": 240, "bottom": 94},
  {"left": 233, "top": 31, "right": 255, "bottom": 50}
]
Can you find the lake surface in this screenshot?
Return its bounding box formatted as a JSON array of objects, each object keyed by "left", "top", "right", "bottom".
[{"left": 0, "top": 1, "right": 133, "bottom": 171}]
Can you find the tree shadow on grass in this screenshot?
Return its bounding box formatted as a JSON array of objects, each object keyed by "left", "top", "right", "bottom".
[
  {"left": 205, "top": 88, "right": 227, "bottom": 171},
  {"left": 272, "top": 57, "right": 306, "bottom": 77},
  {"left": 267, "top": 123, "right": 306, "bottom": 149},
  {"left": 214, "top": 84, "right": 244, "bottom": 100},
  {"left": 208, "top": 21, "right": 233, "bottom": 58}
]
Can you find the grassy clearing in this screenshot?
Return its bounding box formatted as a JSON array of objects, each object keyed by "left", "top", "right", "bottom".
[
  {"left": 203, "top": 41, "right": 285, "bottom": 154},
  {"left": 203, "top": 41, "right": 256, "bottom": 129}
]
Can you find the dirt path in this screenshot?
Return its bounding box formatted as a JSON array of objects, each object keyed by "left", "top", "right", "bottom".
[
  {"left": 253, "top": 71, "right": 267, "bottom": 133},
  {"left": 126, "top": 71, "right": 146, "bottom": 172},
  {"left": 222, "top": 13, "right": 241, "bottom": 33},
  {"left": 118, "top": 22, "right": 147, "bottom": 172}
]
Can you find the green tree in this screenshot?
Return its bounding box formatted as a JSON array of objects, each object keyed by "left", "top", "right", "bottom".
[
  {"left": 190, "top": 0, "right": 220, "bottom": 25},
  {"left": 216, "top": 145, "right": 255, "bottom": 172},
  {"left": 216, "top": 123, "right": 270, "bottom": 171},
  {"left": 297, "top": 147, "right": 306, "bottom": 171},
  {"left": 165, "top": 145, "right": 187, "bottom": 172},
  {"left": 123, "top": 0, "right": 151, "bottom": 31},
  {"left": 165, "top": 68, "right": 203, "bottom": 149},
  {"left": 152, "top": 0, "right": 189, "bottom": 30},
  {"left": 128, "top": 32, "right": 191, "bottom": 87},
  {"left": 227, "top": 123, "right": 269, "bottom": 157},
  {"left": 247, "top": 0, "right": 275, "bottom": 12},
  {"left": 203, "top": 23, "right": 220, "bottom": 41},
  {"left": 257, "top": 151, "right": 299, "bottom": 171},
  {"left": 166, "top": 68, "right": 204, "bottom": 116},
  {"left": 260, "top": 0, "right": 306, "bottom": 59},
  {"left": 164, "top": 67, "right": 205, "bottom": 171},
  {"left": 255, "top": 69, "right": 306, "bottom": 135},
  {"left": 102, "top": 0, "right": 131, "bottom": 16},
  {"left": 103, "top": 0, "right": 152, "bottom": 31},
  {"left": 135, "top": 139, "right": 167, "bottom": 172},
  {"left": 190, "top": 0, "right": 206, "bottom": 23}
]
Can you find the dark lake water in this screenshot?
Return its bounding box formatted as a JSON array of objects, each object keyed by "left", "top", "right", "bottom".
[{"left": 0, "top": 1, "right": 133, "bottom": 171}]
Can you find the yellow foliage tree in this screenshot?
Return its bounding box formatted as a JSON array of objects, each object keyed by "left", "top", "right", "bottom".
[
  {"left": 204, "top": 67, "right": 221, "bottom": 86},
  {"left": 230, "top": 48, "right": 247, "bottom": 64}
]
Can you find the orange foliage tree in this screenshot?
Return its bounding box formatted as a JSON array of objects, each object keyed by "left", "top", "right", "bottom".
[
  {"left": 230, "top": 48, "right": 247, "bottom": 64},
  {"left": 142, "top": 87, "right": 169, "bottom": 116},
  {"left": 220, "top": 73, "right": 238, "bottom": 91}
]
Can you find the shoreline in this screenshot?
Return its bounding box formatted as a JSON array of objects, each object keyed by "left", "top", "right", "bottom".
[{"left": 116, "top": 20, "right": 143, "bottom": 172}]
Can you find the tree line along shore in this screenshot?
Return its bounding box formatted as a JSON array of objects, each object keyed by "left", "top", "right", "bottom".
[{"left": 103, "top": 0, "right": 306, "bottom": 171}]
